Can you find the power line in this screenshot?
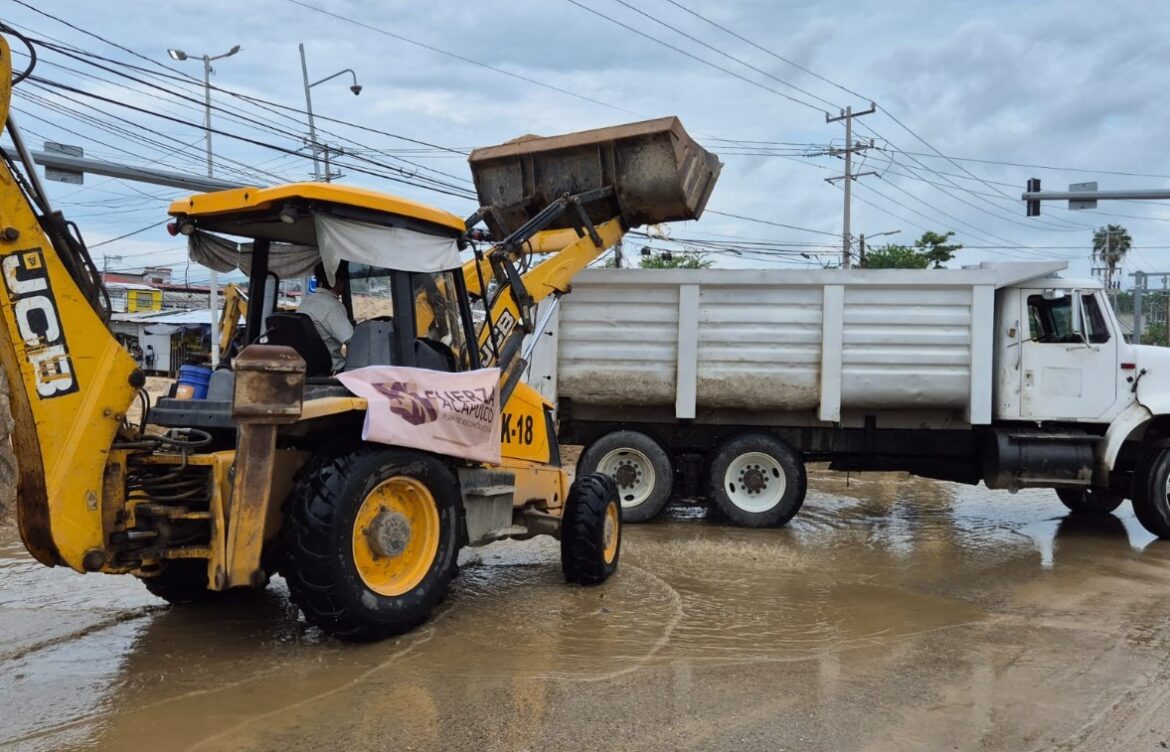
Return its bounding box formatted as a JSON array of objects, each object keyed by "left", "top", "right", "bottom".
[
  {"left": 89, "top": 219, "right": 170, "bottom": 248},
  {"left": 610, "top": 0, "right": 840, "bottom": 110},
  {"left": 562, "top": 0, "right": 829, "bottom": 115},
  {"left": 285, "top": 0, "right": 642, "bottom": 117},
  {"left": 27, "top": 75, "right": 479, "bottom": 200},
  {"left": 706, "top": 209, "right": 839, "bottom": 237},
  {"left": 10, "top": 15, "right": 479, "bottom": 189},
  {"left": 662, "top": 0, "right": 874, "bottom": 104},
  {"left": 889, "top": 149, "right": 1170, "bottom": 180},
  {"left": 22, "top": 38, "right": 477, "bottom": 195}
]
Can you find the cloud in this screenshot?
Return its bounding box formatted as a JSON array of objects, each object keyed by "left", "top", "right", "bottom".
[{"left": 6, "top": 0, "right": 1169, "bottom": 275}]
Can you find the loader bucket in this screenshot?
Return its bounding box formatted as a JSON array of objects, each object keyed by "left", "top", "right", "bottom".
[{"left": 468, "top": 116, "right": 721, "bottom": 239}]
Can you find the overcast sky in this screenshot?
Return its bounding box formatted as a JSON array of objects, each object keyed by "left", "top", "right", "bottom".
[{"left": 5, "top": 0, "right": 1170, "bottom": 281}]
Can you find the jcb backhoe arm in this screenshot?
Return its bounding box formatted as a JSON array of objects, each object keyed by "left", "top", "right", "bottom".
[
  {"left": 463, "top": 115, "right": 720, "bottom": 371},
  {"left": 0, "top": 35, "right": 140, "bottom": 569},
  {"left": 469, "top": 220, "right": 624, "bottom": 368}
]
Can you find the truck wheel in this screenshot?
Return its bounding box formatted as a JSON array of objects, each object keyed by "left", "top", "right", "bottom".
[
  {"left": 1132, "top": 443, "right": 1170, "bottom": 538},
  {"left": 578, "top": 430, "right": 673, "bottom": 522},
  {"left": 707, "top": 434, "right": 806, "bottom": 528},
  {"left": 1055, "top": 487, "right": 1124, "bottom": 515},
  {"left": 282, "top": 447, "right": 462, "bottom": 642},
  {"left": 140, "top": 560, "right": 218, "bottom": 605},
  {"left": 561, "top": 473, "right": 621, "bottom": 585}
]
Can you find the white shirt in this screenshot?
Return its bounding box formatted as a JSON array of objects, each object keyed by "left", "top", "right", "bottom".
[{"left": 298, "top": 290, "right": 354, "bottom": 372}]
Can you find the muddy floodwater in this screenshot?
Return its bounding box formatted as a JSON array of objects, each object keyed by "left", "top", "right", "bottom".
[{"left": 4, "top": 470, "right": 1170, "bottom": 751}]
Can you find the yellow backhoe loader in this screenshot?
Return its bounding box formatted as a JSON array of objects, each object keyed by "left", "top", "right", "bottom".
[{"left": 0, "top": 30, "right": 719, "bottom": 641}]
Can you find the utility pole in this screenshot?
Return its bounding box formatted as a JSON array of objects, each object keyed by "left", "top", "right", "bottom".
[
  {"left": 102, "top": 254, "right": 123, "bottom": 282},
  {"left": 825, "top": 104, "right": 877, "bottom": 268},
  {"left": 1091, "top": 227, "right": 1125, "bottom": 308}
]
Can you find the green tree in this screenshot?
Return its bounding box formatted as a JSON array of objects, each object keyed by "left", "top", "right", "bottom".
[
  {"left": 1143, "top": 322, "right": 1168, "bottom": 347},
  {"left": 915, "top": 230, "right": 962, "bottom": 268},
  {"left": 639, "top": 252, "right": 712, "bottom": 269},
  {"left": 1093, "top": 224, "right": 1132, "bottom": 285},
  {"left": 864, "top": 230, "right": 962, "bottom": 269},
  {"left": 864, "top": 244, "right": 929, "bottom": 269}
]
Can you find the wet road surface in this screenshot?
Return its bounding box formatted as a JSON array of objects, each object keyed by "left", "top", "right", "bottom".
[{"left": 4, "top": 470, "right": 1170, "bottom": 751}]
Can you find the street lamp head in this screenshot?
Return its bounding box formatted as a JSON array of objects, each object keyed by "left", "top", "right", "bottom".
[
  {"left": 167, "top": 49, "right": 188, "bottom": 61},
  {"left": 227, "top": 45, "right": 241, "bottom": 57},
  {"left": 350, "top": 84, "right": 362, "bottom": 96}
]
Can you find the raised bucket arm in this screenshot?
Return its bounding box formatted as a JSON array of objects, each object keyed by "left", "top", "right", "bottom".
[
  {"left": 0, "top": 32, "right": 141, "bottom": 570},
  {"left": 463, "top": 116, "right": 721, "bottom": 371}
]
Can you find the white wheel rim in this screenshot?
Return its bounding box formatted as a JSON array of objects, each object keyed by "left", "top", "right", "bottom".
[
  {"left": 596, "top": 448, "right": 656, "bottom": 509},
  {"left": 724, "top": 452, "right": 786, "bottom": 513}
]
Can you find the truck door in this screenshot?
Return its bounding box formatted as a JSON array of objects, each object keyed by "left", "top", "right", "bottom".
[{"left": 1019, "top": 290, "right": 1117, "bottom": 420}]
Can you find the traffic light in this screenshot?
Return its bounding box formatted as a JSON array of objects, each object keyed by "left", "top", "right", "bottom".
[{"left": 1026, "top": 178, "right": 1041, "bottom": 216}]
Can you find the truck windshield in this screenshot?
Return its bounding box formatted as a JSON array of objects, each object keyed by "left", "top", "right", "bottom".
[{"left": 1027, "top": 293, "right": 1111, "bottom": 344}]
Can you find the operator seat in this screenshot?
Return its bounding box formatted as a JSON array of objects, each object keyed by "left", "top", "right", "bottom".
[{"left": 260, "top": 312, "right": 333, "bottom": 377}]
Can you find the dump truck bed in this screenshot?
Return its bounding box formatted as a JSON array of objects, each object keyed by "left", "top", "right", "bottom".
[{"left": 529, "top": 262, "right": 1068, "bottom": 426}]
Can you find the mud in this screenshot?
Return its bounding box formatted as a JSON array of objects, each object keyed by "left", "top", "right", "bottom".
[{"left": 4, "top": 470, "right": 1170, "bottom": 751}]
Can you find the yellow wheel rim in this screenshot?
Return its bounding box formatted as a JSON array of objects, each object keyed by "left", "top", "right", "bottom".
[
  {"left": 351, "top": 477, "right": 440, "bottom": 597},
  {"left": 602, "top": 499, "right": 620, "bottom": 564}
]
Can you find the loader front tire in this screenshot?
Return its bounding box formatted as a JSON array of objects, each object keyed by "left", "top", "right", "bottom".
[
  {"left": 282, "top": 447, "right": 462, "bottom": 642},
  {"left": 561, "top": 473, "right": 621, "bottom": 585}
]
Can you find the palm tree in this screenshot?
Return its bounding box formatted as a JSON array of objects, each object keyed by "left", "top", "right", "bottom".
[{"left": 1092, "top": 224, "right": 1132, "bottom": 289}]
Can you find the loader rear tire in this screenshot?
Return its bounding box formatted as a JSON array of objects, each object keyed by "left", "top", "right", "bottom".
[
  {"left": 282, "top": 447, "right": 462, "bottom": 642},
  {"left": 1055, "top": 487, "right": 1124, "bottom": 515},
  {"left": 578, "top": 430, "right": 673, "bottom": 523},
  {"left": 707, "top": 434, "right": 806, "bottom": 528},
  {"left": 140, "top": 560, "right": 218, "bottom": 605},
  {"left": 561, "top": 473, "right": 621, "bottom": 585}
]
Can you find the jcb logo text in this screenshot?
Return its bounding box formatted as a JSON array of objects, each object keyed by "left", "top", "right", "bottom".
[{"left": 2, "top": 249, "right": 78, "bottom": 398}]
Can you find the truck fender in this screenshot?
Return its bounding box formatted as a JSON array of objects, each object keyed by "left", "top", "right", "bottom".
[{"left": 1102, "top": 401, "right": 1154, "bottom": 470}]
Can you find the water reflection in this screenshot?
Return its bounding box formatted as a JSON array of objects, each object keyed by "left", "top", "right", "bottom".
[{"left": 2, "top": 469, "right": 1170, "bottom": 750}]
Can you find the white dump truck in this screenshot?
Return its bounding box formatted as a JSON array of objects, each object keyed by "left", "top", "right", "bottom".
[{"left": 527, "top": 261, "right": 1170, "bottom": 536}]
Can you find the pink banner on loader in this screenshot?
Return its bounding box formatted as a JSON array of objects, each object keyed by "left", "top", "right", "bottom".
[{"left": 337, "top": 366, "right": 502, "bottom": 464}]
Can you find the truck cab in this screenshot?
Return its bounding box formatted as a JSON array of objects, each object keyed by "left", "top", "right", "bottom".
[{"left": 993, "top": 279, "right": 1130, "bottom": 423}]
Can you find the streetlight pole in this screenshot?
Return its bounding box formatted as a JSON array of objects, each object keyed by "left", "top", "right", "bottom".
[
  {"left": 167, "top": 44, "right": 240, "bottom": 368},
  {"left": 299, "top": 44, "right": 320, "bottom": 181},
  {"left": 299, "top": 43, "right": 362, "bottom": 183},
  {"left": 857, "top": 229, "right": 900, "bottom": 268}
]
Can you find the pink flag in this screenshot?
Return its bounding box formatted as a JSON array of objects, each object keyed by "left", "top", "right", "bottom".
[{"left": 337, "top": 366, "right": 502, "bottom": 464}]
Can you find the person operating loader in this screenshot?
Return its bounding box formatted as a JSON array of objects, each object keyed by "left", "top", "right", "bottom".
[{"left": 298, "top": 262, "right": 354, "bottom": 372}]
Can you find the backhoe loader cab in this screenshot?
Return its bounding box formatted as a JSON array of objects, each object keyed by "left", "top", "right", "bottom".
[
  {"left": 0, "top": 23, "right": 720, "bottom": 643},
  {"left": 146, "top": 183, "right": 627, "bottom": 640}
]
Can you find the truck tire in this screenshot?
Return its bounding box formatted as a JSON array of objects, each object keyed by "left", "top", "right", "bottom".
[
  {"left": 282, "top": 447, "right": 462, "bottom": 642},
  {"left": 707, "top": 434, "right": 806, "bottom": 528},
  {"left": 1132, "top": 442, "right": 1170, "bottom": 538},
  {"left": 561, "top": 473, "right": 621, "bottom": 585},
  {"left": 1055, "top": 487, "right": 1124, "bottom": 515},
  {"left": 577, "top": 430, "right": 673, "bottom": 523}
]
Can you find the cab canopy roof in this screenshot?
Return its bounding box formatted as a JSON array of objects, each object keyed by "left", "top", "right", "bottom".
[{"left": 168, "top": 183, "right": 467, "bottom": 282}]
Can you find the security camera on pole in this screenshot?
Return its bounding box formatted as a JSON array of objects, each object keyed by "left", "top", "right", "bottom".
[
  {"left": 166, "top": 43, "right": 242, "bottom": 369},
  {"left": 299, "top": 43, "right": 363, "bottom": 183}
]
